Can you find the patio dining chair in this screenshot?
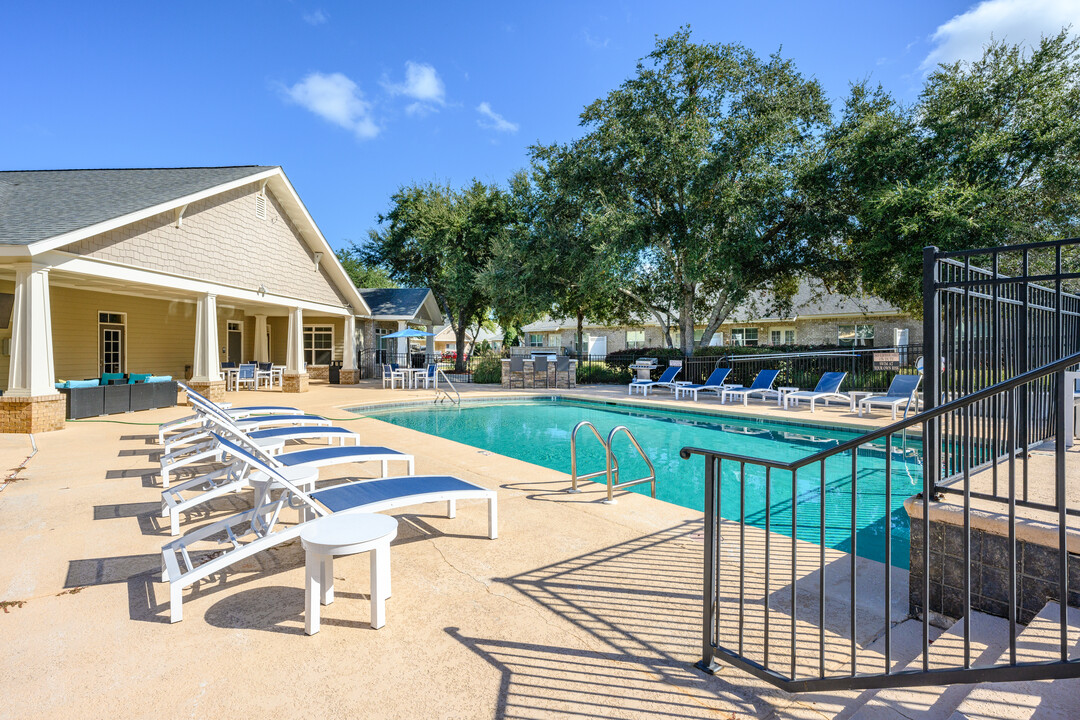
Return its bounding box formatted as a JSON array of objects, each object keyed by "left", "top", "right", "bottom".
[
  {"left": 235, "top": 363, "right": 258, "bottom": 391},
  {"left": 256, "top": 362, "right": 274, "bottom": 389},
  {"left": 555, "top": 355, "right": 572, "bottom": 387},
  {"left": 508, "top": 355, "right": 525, "bottom": 389},
  {"left": 420, "top": 363, "right": 438, "bottom": 389},
  {"left": 533, "top": 356, "right": 551, "bottom": 389}
]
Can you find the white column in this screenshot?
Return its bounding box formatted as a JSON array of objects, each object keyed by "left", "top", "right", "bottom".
[
  {"left": 396, "top": 320, "right": 408, "bottom": 362},
  {"left": 286, "top": 307, "right": 305, "bottom": 375},
  {"left": 425, "top": 323, "right": 435, "bottom": 360},
  {"left": 343, "top": 315, "right": 358, "bottom": 370},
  {"left": 7, "top": 264, "right": 55, "bottom": 397},
  {"left": 253, "top": 314, "right": 269, "bottom": 364},
  {"left": 191, "top": 293, "right": 221, "bottom": 383}
]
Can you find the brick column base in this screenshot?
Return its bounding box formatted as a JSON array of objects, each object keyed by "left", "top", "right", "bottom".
[
  {"left": 186, "top": 380, "right": 226, "bottom": 403},
  {"left": 339, "top": 369, "right": 360, "bottom": 384},
  {"left": 0, "top": 394, "right": 65, "bottom": 433},
  {"left": 282, "top": 373, "right": 309, "bottom": 393}
]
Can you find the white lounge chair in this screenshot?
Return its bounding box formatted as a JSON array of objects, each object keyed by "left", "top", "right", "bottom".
[
  {"left": 157, "top": 392, "right": 301, "bottom": 445},
  {"left": 722, "top": 369, "right": 782, "bottom": 405},
  {"left": 628, "top": 363, "right": 682, "bottom": 397},
  {"left": 858, "top": 373, "right": 922, "bottom": 419},
  {"left": 161, "top": 401, "right": 414, "bottom": 535},
  {"left": 674, "top": 367, "right": 732, "bottom": 401},
  {"left": 782, "top": 372, "right": 848, "bottom": 413},
  {"left": 161, "top": 433, "right": 495, "bottom": 622}
]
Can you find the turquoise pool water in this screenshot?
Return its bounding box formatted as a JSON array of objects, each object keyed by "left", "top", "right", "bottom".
[{"left": 357, "top": 399, "right": 922, "bottom": 568}]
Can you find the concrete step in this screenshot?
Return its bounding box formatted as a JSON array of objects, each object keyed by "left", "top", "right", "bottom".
[
  {"left": 847, "top": 611, "right": 1013, "bottom": 720},
  {"left": 948, "top": 602, "right": 1080, "bottom": 720}
]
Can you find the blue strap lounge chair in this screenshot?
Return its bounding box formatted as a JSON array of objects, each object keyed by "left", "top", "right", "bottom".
[
  {"left": 721, "top": 369, "right": 782, "bottom": 406},
  {"left": 157, "top": 382, "right": 301, "bottom": 445},
  {"left": 628, "top": 364, "right": 682, "bottom": 397},
  {"left": 674, "top": 367, "right": 732, "bottom": 401},
  {"left": 858, "top": 373, "right": 922, "bottom": 419},
  {"left": 783, "top": 372, "right": 848, "bottom": 413},
  {"left": 161, "top": 432, "right": 495, "bottom": 623}
]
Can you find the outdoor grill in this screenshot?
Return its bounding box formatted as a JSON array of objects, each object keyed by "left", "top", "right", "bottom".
[{"left": 628, "top": 357, "right": 658, "bottom": 382}]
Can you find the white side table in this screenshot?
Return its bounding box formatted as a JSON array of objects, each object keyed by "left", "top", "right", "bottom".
[
  {"left": 849, "top": 391, "right": 876, "bottom": 413},
  {"left": 778, "top": 386, "right": 799, "bottom": 407},
  {"left": 300, "top": 513, "right": 398, "bottom": 634}
]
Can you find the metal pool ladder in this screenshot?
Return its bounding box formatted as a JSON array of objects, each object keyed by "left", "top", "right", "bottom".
[{"left": 568, "top": 421, "right": 656, "bottom": 504}]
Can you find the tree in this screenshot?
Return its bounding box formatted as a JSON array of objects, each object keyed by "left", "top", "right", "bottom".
[
  {"left": 574, "top": 28, "right": 833, "bottom": 354},
  {"left": 363, "top": 180, "right": 512, "bottom": 371},
  {"left": 482, "top": 149, "right": 634, "bottom": 354},
  {"left": 335, "top": 246, "right": 396, "bottom": 289},
  {"left": 827, "top": 30, "right": 1080, "bottom": 313}
]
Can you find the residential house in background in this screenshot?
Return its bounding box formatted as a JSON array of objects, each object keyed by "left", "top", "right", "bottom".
[
  {"left": 357, "top": 287, "right": 443, "bottom": 370},
  {"left": 521, "top": 280, "right": 921, "bottom": 356},
  {"left": 432, "top": 325, "right": 503, "bottom": 357},
  {"left": 0, "top": 166, "right": 371, "bottom": 432}
]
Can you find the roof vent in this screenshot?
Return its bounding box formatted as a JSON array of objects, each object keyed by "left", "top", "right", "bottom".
[{"left": 255, "top": 193, "right": 267, "bottom": 220}]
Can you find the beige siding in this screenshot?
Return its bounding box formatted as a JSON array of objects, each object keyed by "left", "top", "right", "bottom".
[
  {"left": 47, "top": 287, "right": 198, "bottom": 384},
  {"left": 64, "top": 182, "right": 349, "bottom": 308}
]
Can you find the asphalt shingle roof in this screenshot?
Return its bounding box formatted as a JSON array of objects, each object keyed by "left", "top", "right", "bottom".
[
  {"left": 0, "top": 166, "right": 277, "bottom": 245},
  {"left": 358, "top": 288, "right": 432, "bottom": 318}
]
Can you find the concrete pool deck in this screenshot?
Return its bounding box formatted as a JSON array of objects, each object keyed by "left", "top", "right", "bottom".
[{"left": 0, "top": 381, "right": 934, "bottom": 719}]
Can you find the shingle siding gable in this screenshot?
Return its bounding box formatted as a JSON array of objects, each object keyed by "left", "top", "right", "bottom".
[{"left": 64, "top": 182, "right": 348, "bottom": 307}]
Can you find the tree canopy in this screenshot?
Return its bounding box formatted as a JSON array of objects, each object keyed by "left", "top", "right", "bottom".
[{"left": 335, "top": 247, "right": 396, "bottom": 289}]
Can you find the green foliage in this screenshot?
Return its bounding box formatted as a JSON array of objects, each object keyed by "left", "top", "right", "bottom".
[
  {"left": 825, "top": 31, "right": 1080, "bottom": 313},
  {"left": 335, "top": 247, "right": 396, "bottom": 289},
  {"left": 574, "top": 27, "right": 833, "bottom": 353},
  {"left": 363, "top": 180, "right": 514, "bottom": 370},
  {"left": 471, "top": 355, "right": 503, "bottom": 384},
  {"left": 576, "top": 363, "right": 632, "bottom": 385}
]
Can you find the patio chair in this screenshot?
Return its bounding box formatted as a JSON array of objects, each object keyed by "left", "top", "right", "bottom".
[
  {"left": 674, "top": 367, "right": 732, "bottom": 401},
  {"left": 161, "top": 432, "right": 496, "bottom": 622},
  {"left": 858, "top": 373, "right": 922, "bottom": 419},
  {"left": 508, "top": 355, "right": 525, "bottom": 389},
  {"left": 256, "top": 362, "right": 274, "bottom": 389},
  {"left": 555, "top": 355, "right": 572, "bottom": 387},
  {"left": 533, "top": 356, "right": 550, "bottom": 389},
  {"left": 721, "top": 369, "right": 782, "bottom": 406},
  {"left": 382, "top": 363, "right": 407, "bottom": 389},
  {"left": 157, "top": 384, "right": 300, "bottom": 444},
  {"left": 161, "top": 404, "right": 414, "bottom": 535},
  {"left": 236, "top": 363, "right": 258, "bottom": 391},
  {"left": 628, "top": 362, "right": 682, "bottom": 397},
  {"left": 420, "top": 363, "right": 438, "bottom": 389},
  {"left": 782, "top": 372, "right": 848, "bottom": 413},
  {"left": 221, "top": 362, "right": 237, "bottom": 370}
]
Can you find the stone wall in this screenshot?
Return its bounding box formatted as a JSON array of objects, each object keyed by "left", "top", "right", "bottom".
[
  {"left": 0, "top": 395, "right": 65, "bottom": 433},
  {"left": 501, "top": 359, "right": 576, "bottom": 389}
]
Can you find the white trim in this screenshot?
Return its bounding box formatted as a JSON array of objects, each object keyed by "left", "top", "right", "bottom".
[
  {"left": 97, "top": 309, "right": 128, "bottom": 375},
  {"left": 39, "top": 251, "right": 353, "bottom": 316}
]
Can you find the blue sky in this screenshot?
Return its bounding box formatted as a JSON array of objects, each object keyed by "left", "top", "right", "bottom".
[{"left": 2, "top": 1, "right": 1077, "bottom": 251}]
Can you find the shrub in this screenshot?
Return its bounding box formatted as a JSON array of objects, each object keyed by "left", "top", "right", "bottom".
[
  {"left": 577, "top": 363, "right": 632, "bottom": 384},
  {"left": 471, "top": 356, "right": 503, "bottom": 384}
]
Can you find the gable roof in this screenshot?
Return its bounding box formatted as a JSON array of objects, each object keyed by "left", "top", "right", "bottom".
[
  {"left": 359, "top": 287, "right": 442, "bottom": 323},
  {"left": 0, "top": 166, "right": 276, "bottom": 245}
]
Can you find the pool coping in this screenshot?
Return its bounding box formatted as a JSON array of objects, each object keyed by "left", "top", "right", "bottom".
[{"left": 344, "top": 391, "right": 907, "bottom": 436}]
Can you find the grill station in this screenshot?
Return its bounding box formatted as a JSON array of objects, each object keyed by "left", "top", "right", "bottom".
[{"left": 628, "top": 357, "right": 658, "bottom": 382}]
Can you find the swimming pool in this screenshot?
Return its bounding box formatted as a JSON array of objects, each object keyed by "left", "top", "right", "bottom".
[{"left": 355, "top": 398, "right": 922, "bottom": 568}]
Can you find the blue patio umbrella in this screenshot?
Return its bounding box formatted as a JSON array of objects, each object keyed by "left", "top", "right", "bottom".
[{"left": 381, "top": 328, "right": 434, "bottom": 339}]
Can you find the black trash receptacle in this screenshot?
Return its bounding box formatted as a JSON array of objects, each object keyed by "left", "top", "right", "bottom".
[{"left": 329, "top": 360, "right": 343, "bottom": 384}]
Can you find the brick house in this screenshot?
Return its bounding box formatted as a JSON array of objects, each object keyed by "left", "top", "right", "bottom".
[
  {"left": 0, "top": 166, "right": 376, "bottom": 432},
  {"left": 521, "top": 280, "right": 922, "bottom": 355}
]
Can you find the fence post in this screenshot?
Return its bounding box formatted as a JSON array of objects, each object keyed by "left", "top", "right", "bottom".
[{"left": 922, "top": 246, "right": 940, "bottom": 498}]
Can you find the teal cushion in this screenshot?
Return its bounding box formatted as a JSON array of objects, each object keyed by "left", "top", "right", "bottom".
[
  {"left": 146, "top": 375, "right": 172, "bottom": 383},
  {"left": 127, "top": 373, "right": 152, "bottom": 384},
  {"left": 100, "top": 372, "right": 125, "bottom": 385},
  {"left": 67, "top": 379, "right": 100, "bottom": 389}
]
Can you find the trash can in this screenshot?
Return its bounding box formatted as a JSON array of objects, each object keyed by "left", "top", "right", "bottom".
[{"left": 328, "top": 360, "right": 343, "bottom": 384}]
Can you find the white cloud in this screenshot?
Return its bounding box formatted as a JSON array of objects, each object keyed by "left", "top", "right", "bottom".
[
  {"left": 283, "top": 72, "right": 379, "bottom": 139},
  {"left": 382, "top": 61, "right": 446, "bottom": 113},
  {"left": 583, "top": 30, "right": 610, "bottom": 49},
  {"left": 920, "top": 0, "right": 1080, "bottom": 72},
  {"left": 476, "top": 102, "right": 518, "bottom": 133},
  {"left": 303, "top": 9, "right": 328, "bottom": 25}
]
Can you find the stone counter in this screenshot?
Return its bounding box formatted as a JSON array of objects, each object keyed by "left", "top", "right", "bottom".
[{"left": 501, "top": 359, "right": 577, "bottom": 389}]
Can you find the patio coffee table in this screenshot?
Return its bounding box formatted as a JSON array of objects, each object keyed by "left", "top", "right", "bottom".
[
  {"left": 301, "top": 513, "right": 398, "bottom": 634},
  {"left": 778, "top": 386, "right": 799, "bottom": 407}
]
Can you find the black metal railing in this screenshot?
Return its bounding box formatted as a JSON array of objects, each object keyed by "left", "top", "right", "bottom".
[
  {"left": 682, "top": 350, "right": 1080, "bottom": 692},
  {"left": 924, "top": 240, "right": 1080, "bottom": 508}
]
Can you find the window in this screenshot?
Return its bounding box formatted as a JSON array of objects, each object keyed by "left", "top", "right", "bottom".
[
  {"left": 548, "top": 334, "right": 561, "bottom": 347},
  {"left": 839, "top": 324, "right": 875, "bottom": 347},
  {"left": 731, "top": 328, "right": 759, "bottom": 347},
  {"left": 626, "top": 330, "right": 646, "bottom": 349},
  {"left": 303, "top": 325, "right": 334, "bottom": 365},
  {"left": 528, "top": 333, "right": 545, "bottom": 347},
  {"left": 770, "top": 328, "right": 796, "bottom": 346}
]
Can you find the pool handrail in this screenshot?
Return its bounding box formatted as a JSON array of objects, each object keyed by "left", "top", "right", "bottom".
[{"left": 568, "top": 420, "right": 656, "bottom": 504}]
